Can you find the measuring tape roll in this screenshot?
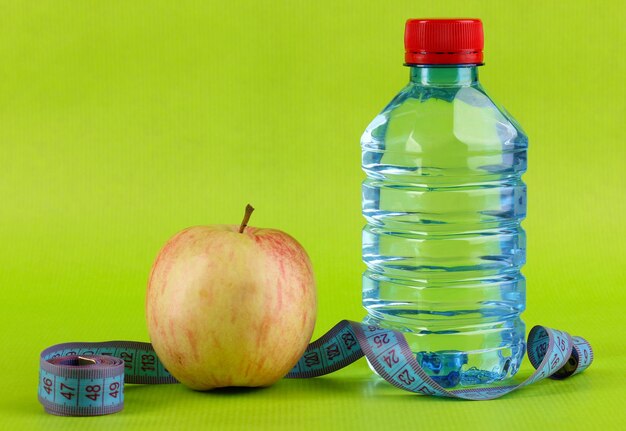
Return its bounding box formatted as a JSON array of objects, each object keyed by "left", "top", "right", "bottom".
[
  {"left": 38, "top": 322, "right": 593, "bottom": 415},
  {"left": 39, "top": 341, "right": 176, "bottom": 416}
]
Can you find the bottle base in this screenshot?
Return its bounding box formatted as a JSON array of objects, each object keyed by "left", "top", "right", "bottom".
[
  {"left": 365, "top": 357, "right": 517, "bottom": 388},
  {"left": 363, "top": 315, "right": 525, "bottom": 388}
]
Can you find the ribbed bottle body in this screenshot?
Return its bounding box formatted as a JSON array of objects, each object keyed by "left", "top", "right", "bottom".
[{"left": 362, "top": 70, "right": 527, "bottom": 386}]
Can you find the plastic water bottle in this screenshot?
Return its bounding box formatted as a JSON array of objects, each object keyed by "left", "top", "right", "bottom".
[{"left": 361, "top": 19, "right": 527, "bottom": 387}]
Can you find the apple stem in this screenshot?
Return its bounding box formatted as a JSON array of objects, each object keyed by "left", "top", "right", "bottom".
[{"left": 239, "top": 204, "right": 255, "bottom": 233}]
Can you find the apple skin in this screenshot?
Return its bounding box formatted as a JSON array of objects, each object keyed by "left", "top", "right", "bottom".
[{"left": 146, "top": 224, "right": 316, "bottom": 390}]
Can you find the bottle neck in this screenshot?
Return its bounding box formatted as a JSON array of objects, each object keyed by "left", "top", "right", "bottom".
[{"left": 409, "top": 66, "right": 479, "bottom": 86}]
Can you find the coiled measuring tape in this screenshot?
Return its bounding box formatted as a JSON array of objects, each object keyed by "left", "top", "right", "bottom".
[{"left": 39, "top": 321, "right": 593, "bottom": 415}]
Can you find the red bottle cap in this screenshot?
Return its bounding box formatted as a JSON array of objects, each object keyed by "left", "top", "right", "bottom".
[{"left": 404, "top": 19, "right": 484, "bottom": 65}]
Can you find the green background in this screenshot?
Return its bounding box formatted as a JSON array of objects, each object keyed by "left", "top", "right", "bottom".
[{"left": 1, "top": 1, "right": 624, "bottom": 430}]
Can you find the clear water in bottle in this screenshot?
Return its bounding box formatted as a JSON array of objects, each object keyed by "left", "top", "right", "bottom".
[{"left": 362, "top": 19, "right": 527, "bottom": 387}]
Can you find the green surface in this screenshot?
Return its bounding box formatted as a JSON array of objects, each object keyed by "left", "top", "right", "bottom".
[{"left": 1, "top": 1, "right": 624, "bottom": 430}]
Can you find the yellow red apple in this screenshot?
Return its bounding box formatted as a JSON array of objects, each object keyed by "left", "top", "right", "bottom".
[{"left": 146, "top": 205, "right": 316, "bottom": 390}]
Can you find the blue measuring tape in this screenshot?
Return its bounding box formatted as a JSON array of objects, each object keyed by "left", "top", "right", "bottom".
[
  {"left": 38, "top": 341, "right": 177, "bottom": 415},
  {"left": 39, "top": 321, "right": 593, "bottom": 415}
]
